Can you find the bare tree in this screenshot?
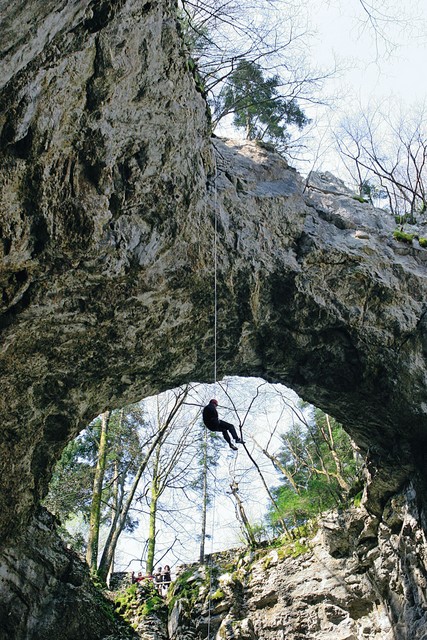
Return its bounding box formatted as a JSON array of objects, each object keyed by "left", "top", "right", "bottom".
[
  {"left": 219, "top": 379, "right": 293, "bottom": 537},
  {"left": 228, "top": 479, "right": 257, "bottom": 547},
  {"left": 141, "top": 387, "right": 201, "bottom": 575},
  {"left": 336, "top": 103, "right": 427, "bottom": 222},
  {"left": 97, "top": 407, "right": 175, "bottom": 583}
]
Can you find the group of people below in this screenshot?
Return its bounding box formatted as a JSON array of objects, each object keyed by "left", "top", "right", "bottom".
[{"left": 131, "top": 565, "right": 172, "bottom": 596}]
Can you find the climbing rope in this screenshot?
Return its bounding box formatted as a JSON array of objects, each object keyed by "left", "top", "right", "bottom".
[
  {"left": 207, "top": 153, "right": 219, "bottom": 640},
  {"left": 206, "top": 465, "right": 217, "bottom": 640},
  {"left": 213, "top": 154, "right": 218, "bottom": 387}
]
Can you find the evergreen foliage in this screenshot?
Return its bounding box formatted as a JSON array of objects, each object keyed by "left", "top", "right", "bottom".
[
  {"left": 267, "top": 409, "right": 362, "bottom": 531},
  {"left": 219, "top": 60, "right": 309, "bottom": 147}
]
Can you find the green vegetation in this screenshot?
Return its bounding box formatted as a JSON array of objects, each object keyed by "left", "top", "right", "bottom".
[
  {"left": 115, "top": 581, "right": 166, "bottom": 626},
  {"left": 90, "top": 577, "right": 117, "bottom": 624},
  {"left": 392, "top": 229, "right": 427, "bottom": 247},
  {"left": 277, "top": 538, "right": 310, "bottom": 560},
  {"left": 266, "top": 409, "right": 362, "bottom": 532},
  {"left": 353, "top": 491, "right": 363, "bottom": 508},
  {"left": 167, "top": 569, "right": 203, "bottom": 614},
  {"left": 395, "top": 214, "right": 415, "bottom": 225},
  {"left": 43, "top": 407, "right": 143, "bottom": 549},
  {"left": 257, "top": 522, "right": 316, "bottom": 569},
  {"left": 219, "top": 60, "right": 309, "bottom": 149},
  {"left": 393, "top": 229, "right": 415, "bottom": 243}
]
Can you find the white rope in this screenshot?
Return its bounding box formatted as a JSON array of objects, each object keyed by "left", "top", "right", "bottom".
[
  {"left": 213, "top": 155, "right": 218, "bottom": 386},
  {"left": 206, "top": 466, "right": 217, "bottom": 640},
  {"left": 207, "top": 153, "right": 219, "bottom": 640}
]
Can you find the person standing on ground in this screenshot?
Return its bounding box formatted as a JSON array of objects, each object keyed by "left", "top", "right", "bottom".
[{"left": 162, "top": 565, "right": 171, "bottom": 596}]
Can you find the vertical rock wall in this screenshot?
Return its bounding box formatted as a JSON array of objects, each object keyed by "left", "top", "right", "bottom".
[
  {"left": 168, "top": 486, "right": 427, "bottom": 640},
  {"left": 0, "top": 0, "right": 211, "bottom": 541},
  {"left": 0, "top": 2, "right": 211, "bottom": 637}
]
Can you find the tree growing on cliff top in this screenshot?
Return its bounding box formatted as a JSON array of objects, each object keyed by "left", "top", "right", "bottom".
[
  {"left": 179, "top": 0, "right": 330, "bottom": 152},
  {"left": 218, "top": 59, "right": 309, "bottom": 149}
]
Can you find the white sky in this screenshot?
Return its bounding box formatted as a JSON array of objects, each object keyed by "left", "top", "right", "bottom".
[
  {"left": 306, "top": 0, "right": 427, "bottom": 125},
  {"left": 216, "top": 0, "right": 427, "bottom": 178}
]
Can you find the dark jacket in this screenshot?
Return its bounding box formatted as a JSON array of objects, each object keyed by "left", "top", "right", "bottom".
[{"left": 203, "top": 402, "right": 220, "bottom": 429}]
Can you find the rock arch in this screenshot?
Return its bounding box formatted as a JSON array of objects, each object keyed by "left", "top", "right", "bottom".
[{"left": 1, "top": 1, "right": 427, "bottom": 637}]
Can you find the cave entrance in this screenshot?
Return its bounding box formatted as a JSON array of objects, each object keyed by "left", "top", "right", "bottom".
[{"left": 44, "top": 376, "right": 363, "bottom": 581}]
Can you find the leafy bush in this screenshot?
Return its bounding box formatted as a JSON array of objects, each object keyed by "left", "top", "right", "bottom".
[{"left": 266, "top": 409, "right": 362, "bottom": 532}]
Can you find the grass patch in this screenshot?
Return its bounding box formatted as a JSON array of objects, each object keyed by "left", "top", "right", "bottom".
[
  {"left": 353, "top": 491, "right": 363, "bottom": 507},
  {"left": 211, "top": 588, "right": 225, "bottom": 601}
]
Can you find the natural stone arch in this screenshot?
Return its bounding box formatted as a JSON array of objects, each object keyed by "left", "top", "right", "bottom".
[
  {"left": 2, "top": 131, "right": 427, "bottom": 540},
  {"left": 1, "top": 1, "right": 427, "bottom": 637}
]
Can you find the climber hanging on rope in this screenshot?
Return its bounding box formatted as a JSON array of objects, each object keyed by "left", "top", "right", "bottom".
[{"left": 202, "top": 399, "right": 245, "bottom": 451}]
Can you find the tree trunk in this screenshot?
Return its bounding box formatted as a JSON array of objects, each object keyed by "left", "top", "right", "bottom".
[
  {"left": 97, "top": 419, "right": 169, "bottom": 583},
  {"left": 199, "top": 427, "right": 208, "bottom": 563},
  {"left": 106, "top": 458, "right": 120, "bottom": 587},
  {"left": 230, "top": 481, "right": 257, "bottom": 547},
  {"left": 325, "top": 414, "right": 350, "bottom": 492},
  {"left": 146, "top": 443, "right": 161, "bottom": 575},
  {"left": 257, "top": 443, "right": 300, "bottom": 494},
  {"left": 86, "top": 411, "right": 111, "bottom": 571}
]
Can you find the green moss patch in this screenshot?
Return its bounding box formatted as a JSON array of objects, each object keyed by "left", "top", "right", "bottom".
[
  {"left": 393, "top": 229, "right": 415, "bottom": 243},
  {"left": 167, "top": 570, "right": 203, "bottom": 614},
  {"left": 211, "top": 588, "right": 225, "bottom": 601},
  {"left": 115, "top": 581, "right": 167, "bottom": 625}
]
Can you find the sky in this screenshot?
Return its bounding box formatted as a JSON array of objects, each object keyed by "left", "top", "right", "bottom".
[
  {"left": 302, "top": 0, "right": 427, "bottom": 174},
  {"left": 216, "top": 0, "right": 427, "bottom": 179}
]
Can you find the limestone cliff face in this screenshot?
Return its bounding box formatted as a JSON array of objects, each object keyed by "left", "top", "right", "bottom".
[
  {"left": 168, "top": 486, "right": 427, "bottom": 640},
  {"left": 1, "top": 0, "right": 210, "bottom": 636},
  {"left": 1, "top": 0, "right": 427, "bottom": 638},
  {"left": 210, "top": 139, "right": 427, "bottom": 516},
  {"left": 0, "top": 0, "right": 211, "bottom": 540}
]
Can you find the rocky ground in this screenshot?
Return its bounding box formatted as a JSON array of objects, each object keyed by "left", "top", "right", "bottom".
[{"left": 166, "top": 486, "right": 427, "bottom": 640}]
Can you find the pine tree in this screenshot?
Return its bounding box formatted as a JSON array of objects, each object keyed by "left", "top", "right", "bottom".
[{"left": 220, "top": 60, "right": 308, "bottom": 146}]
